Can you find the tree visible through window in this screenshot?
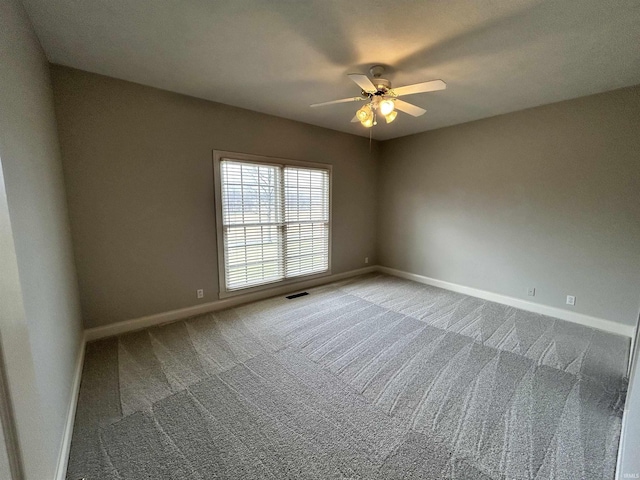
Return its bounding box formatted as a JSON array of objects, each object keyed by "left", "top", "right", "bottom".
[{"left": 219, "top": 159, "right": 330, "bottom": 292}]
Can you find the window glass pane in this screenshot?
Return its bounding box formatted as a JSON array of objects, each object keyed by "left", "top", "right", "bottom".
[
  {"left": 284, "top": 223, "right": 329, "bottom": 278},
  {"left": 224, "top": 225, "right": 283, "bottom": 290},
  {"left": 221, "top": 161, "right": 282, "bottom": 226},
  {"left": 284, "top": 167, "right": 329, "bottom": 223}
]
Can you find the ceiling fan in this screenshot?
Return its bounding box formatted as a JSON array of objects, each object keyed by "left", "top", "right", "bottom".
[{"left": 311, "top": 65, "right": 446, "bottom": 128}]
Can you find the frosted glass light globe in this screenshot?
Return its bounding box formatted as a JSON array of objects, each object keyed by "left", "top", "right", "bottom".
[{"left": 379, "top": 99, "right": 395, "bottom": 116}]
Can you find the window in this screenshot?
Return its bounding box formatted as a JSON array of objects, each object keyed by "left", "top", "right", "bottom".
[{"left": 214, "top": 151, "right": 331, "bottom": 295}]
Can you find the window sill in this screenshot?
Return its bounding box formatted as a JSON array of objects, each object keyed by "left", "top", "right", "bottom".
[{"left": 218, "top": 269, "right": 332, "bottom": 299}]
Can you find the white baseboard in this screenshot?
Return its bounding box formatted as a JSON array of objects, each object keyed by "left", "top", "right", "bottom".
[
  {"left": 54, "top": 335, "right": 85, "bottom": 480},
  {"left": 377, "top": 266, "right": 635, "bottom": 339},
  {"left": 85, "top": 264, "right": 635, "bottom": 342},
  {"left": 85, "top": 266, "right": 377, "bottom": 341}
]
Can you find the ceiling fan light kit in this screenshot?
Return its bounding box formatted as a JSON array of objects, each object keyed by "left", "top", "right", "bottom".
[
  {"left": 310, "top": 65, "right": 446, "bottom": 129},
  {"left": 379, "top": 99, "right": 395, "bottom": 116},
  {"left": 355, "top": 97, "right": 396, "bottom": 128},
  {"left": 384, "top": 110, "right": 398, "bottom": 124},
  {"left": 356, "top": 104, "right": 372, "bottom": 122}
]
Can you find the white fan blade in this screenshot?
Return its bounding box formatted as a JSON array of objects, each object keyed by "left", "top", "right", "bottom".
[
  {"left": 351, "top": 115, "right": 360, "bottom": 123},
  {"left": 310, "top": 97, "right": 365, "bottom": 108},
  {"left": 392, "top": 80, "right": 446, "bottom": 97},
  {"left": 348, "top": 73, "right": 377, "bottom": 93},
  {"left": 395, "top": 99, "right": 426, "bottom": 117}
]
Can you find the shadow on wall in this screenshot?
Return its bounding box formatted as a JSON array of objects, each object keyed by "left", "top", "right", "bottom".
[{"left": 0, "top": 338, "right": 20, "bottom": 479}]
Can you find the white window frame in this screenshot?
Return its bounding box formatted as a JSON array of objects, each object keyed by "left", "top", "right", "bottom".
[{"left": 213, "top": 150, "right": 332, "bottom": 298}]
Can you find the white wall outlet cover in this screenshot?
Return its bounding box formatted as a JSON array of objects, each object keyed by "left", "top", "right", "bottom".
[
  {"left": 527, "top": 287, "right": 535, "bottom": 296},
  {"left": 566, "top": 295, "right": 576, "bottom": 306},
  {"left": 364, "top": 257, "right": 369, "bottom": 264},
  {"left": 197, "top": 289, "right": 204, "bottom": 299}
]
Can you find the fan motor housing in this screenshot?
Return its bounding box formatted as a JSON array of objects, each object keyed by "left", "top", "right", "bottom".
[{"left": 373, "top": 78, "right": 391, "bottom": 91}]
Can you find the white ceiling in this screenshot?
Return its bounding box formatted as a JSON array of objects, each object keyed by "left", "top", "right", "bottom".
[{"left": 22, "top": 0, "right": 640, "bottom": 140}]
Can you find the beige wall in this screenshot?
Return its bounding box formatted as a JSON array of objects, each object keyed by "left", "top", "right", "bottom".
[
  {"left": 50, "top": 66, "right": 640, "bottom": 331},
  {"left": 378, "top": 86, "right": 640, "bottom": 327},
  {"left": 51, "top": 66, "right": 379, "bottom": 328},
  {"left": 0, "top": 0, "right": 84, "bottom": 478}
]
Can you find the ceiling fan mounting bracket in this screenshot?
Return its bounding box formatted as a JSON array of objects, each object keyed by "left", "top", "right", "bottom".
[{"left": 369, "top": 65, "right": 386, "bottom": 78}]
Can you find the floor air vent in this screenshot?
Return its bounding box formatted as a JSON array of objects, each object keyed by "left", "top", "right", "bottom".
[{"left": 286, "top": 292, "right": 309, "bottom": 299}]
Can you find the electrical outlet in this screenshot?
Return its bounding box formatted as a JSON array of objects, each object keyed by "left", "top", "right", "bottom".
[
  {"left": 364, "top": 257, "right": 369, "bottom": 264},
  {"left": 566, "top": 295, "right": 576, "bottom": 306},
  {"left": 197, "top": 289, "right": 204, "bottom": 299},
  {"left": 527, "top": 287, "right": 535, "bottom": 297}
]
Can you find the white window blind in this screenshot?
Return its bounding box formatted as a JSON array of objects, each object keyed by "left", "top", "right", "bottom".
[{"left": 220, "top": 159, "right": 329, "bottom": 292}]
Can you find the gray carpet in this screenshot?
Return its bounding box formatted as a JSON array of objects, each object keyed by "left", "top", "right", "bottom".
[{"left": 67, "top": 273, "right": 629, "bottom": 480}]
